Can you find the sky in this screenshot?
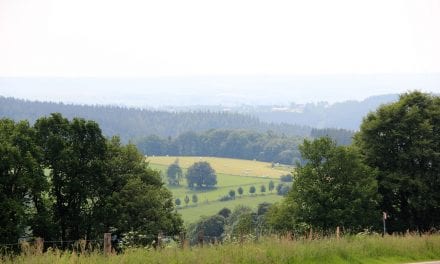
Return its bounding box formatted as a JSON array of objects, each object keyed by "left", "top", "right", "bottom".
[{"left": 0, "top": 0, "right": 439, "bottom": 105}]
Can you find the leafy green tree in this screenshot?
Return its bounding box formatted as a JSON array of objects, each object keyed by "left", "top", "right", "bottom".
[
  {"left": 275, "top": 137, "right": 379, "bottom": 233},
  {"left": 355, "top": 91, "right": 440, "bottom": 232},
  {"left": 0, "top": 119, "right": 48, "bottom": 243},
  {"left": 34, "top": 113, "right": 107, "bottom": 242},
  {"left": 249, "top": 186, "right": 256, "bottom": 195},
  {"left": 237, "top": 186, "right": 243, "bottom": 197},
  {"left": 260, "top": 185, "right": 266, "bottom": 194},
  {"left": 166, "top": 161, "right": 183, "bottom": 185},
  {"left": 187, "top": 215, "right": 226, "bottom": 245},
  {"left": 175, "top": 198, "right": 181, "bottom": 207},
  {"left": 268, "top": 180, "right": 275, "bottom": 192},
  {"left": 225, "top": 205, "right": 258, "bottom": 237},
  {"left": 218, "top": 208, "right": 231, "bottom": 218},
  {"left": 192, "top": 194, "right": 198, "bottom": 204},
  {"left": 34, "top": 113, "right": 183, "bottom": 244},
  {"left": 186, "top": 161, "right": 217, "bottom": 188},
  {"left": 184, "top": 195, "right": 190, "bottom": 207},
  {"left": 229, "top": 189, "right": 236, "bottom": 199}
]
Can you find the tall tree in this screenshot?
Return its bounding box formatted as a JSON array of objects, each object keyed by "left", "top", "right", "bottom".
[
  {"left": 0, "top": 119, "right": 47, "bottom": 243},
  {"left": 34, "top": 113, "right": 106, "bottom": 241},
  {"left": 270, "top": 138, "right": 379, "bottom": 233},
  {"left": 186, "top": 161, "right": 217, "bottom": 188},
  {"left": 355, "top": 91, "right": 440, "bottom": 232},
  {"left": 166, "top": 160, "right": 183, "bottom": 185}
]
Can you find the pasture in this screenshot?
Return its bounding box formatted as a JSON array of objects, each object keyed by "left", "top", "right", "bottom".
[
  {"left": 147, "top": 157, "right": 292, "bottom": 224},
  {"left": 147, "top": 156, "right": 293, "bottom": 178}
]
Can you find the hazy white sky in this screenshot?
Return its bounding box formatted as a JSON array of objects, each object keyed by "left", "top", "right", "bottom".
[{"left": 1, "top": 0, "right": 440, "bottom": 77}]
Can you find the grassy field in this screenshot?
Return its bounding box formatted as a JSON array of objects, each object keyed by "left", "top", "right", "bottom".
[
  {"left": 178, "top": 194, "right": 282, "bottom": 223},
  {"left": 4, "top": 235, "right": 440, "bottom": 264},
  {"left": 147, "top": 156, "right": 293, "bottom": 178},
  {"left": 147, "top": 158, "right": 290, "bottom": 224}
]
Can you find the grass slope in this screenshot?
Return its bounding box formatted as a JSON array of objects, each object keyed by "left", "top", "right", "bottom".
[
  {"left": 147, "top": 157, "right": 291, "bottom": 224},
  {"left": 4, "top": 235, "right": 440, "bottom": 264}
]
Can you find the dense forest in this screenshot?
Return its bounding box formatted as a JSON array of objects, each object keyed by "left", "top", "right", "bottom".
[
  {"left": 137, "top": 129, "right": 302, "bottom": 164},
  {"left": 0, "top": 96, "right": 312, "bottom": 142},
  {"left": 136, "top": 128, "right": 353, "bottom": 164}
]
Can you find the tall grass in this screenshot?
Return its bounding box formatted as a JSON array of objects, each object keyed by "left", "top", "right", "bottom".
[{"left": 2, "top": 234, "right": 440, "bottom": 264}]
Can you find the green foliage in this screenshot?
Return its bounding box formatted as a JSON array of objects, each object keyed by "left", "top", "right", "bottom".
[
  {"left": 228, "top": 189, "right": 236, "bottom": 199},
  {"left": 269, "top": 137, "right": 379, "bottom": 233},
  {"left": 268, "top": 180, "right": 275, "bottom": 192},
  {"left": 138, "top": 129, "right": 303, "bottom": 165},
  {"left": 184, "top": 195, "right": 190, "bottom": 206},
  {"left": 280, "top": 174, "right": 293, "bottom": 182},
  {"left": 1, "top": 113, "right": 183, "bottom": 245},
  {"left": 186, "top": 161, "right": 217, "bottom": 188},
  {"left": 166, "top": 161, "right": 183, "bottom": 185},
  {"left": 260, "top": 185, "right": 266, "bottom": 193},
  {"left": 187, "top": 215, "right": 226, "bottom": 244},
  {"left": 175, "top": 198, "right": 181, "bottom": 206},
  {"left": 249, "top": 186, "right": 256, "bottom": 195},
  {"left": 192, "top": 194, "right": 198, "bottom": 204},
  {"left": 237, "top": 186, "right": 243, "bottom": 196},
  {"left": 217, "top": 208, "right": 231, "bottom": 218},
  {"left": 0, "top": 119, "right": 47, "bottom": 243},
  {"left": 0, "top": 96, "right": 312, "bottom": 143},
  {"left": 275, "top": 183, "right": 291, "bottom": 196},
  {"left": 355, "top": 91, "right": 440, "bottom": 232}
]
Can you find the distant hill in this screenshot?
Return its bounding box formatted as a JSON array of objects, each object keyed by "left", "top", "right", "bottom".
[
  {"left": 247, "top": 94, "right": 399, "bottom": 130},
  {"left": 0, "top": 96, "right": 313, "bottom": 142}
]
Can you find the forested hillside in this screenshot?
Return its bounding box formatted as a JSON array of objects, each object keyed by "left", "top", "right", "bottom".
[
  {"left": 0, "top": 96, "right": 311, "bottom": 141},
  {"left": 251, "top": 94, "right": 399, "bottom": 130},
  {"left": 137, "top": 128, "right": 353, "bottom": 164},
  {"left": 137, "top": 130, "right": 302, "bottom": 164}
]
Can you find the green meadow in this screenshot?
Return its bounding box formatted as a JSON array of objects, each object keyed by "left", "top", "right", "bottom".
[{"left": 147, "top": 157, "right": 291, "bottom": 224}]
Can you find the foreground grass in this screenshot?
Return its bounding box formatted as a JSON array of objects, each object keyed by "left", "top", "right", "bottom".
[{"left": 3, "top": 235, "right": 440, "bottom": 264}]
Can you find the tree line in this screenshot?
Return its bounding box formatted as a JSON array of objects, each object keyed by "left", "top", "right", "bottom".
[
  {"left": 137, "top": 130, "right": 303, "bottom": 165},
  {"left": 0, "top": 113, "right": 182, "bottom": 245},
  {"left": 0, "top": 96, "right": 312, "bottom": 142},
  {"left": 137, "top": 128, "right": 353, "bottom": 165}
]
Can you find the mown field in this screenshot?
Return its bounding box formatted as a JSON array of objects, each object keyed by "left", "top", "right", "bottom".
[
  {"left": 4, "top": 235, "right": 440, "bottom": 264},
  {"left": 147, "top": 157, "right": 291, "bottom": 224},
  {"left": 147, "top": 156, "right": 293, "bottom": 178}
]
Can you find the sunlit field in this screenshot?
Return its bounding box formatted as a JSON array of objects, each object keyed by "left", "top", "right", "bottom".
[
  {"left": 147, "top": 156, "right": 293, "bottom": 178},
  {"left": 148, "top": 161, "right": 287, "bottom": 223}
]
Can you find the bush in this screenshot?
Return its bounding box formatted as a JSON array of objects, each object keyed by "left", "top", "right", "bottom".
[{"left": 280, "top": 174, "right": 293, "bottom": 182}]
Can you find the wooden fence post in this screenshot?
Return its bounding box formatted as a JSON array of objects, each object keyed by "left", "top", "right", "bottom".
[
  {"left": 157, "top": 231, "right": 163, "bottom": 249},
  {"left": 179, "top": 232, "right": 185, "bottom": 249},
  {"left": 35, "top": 237, "right": 44, "bottom": 254},
  {"left": 104, "top": 233, "right": 112, "bottom": 255},
  {"left": 336, "top": 226, "right": 340, "bottom": 239},
  {"left": 198, "top": 230, "right": 204, "bottom": 247},
  {"left": 308, "top": 227, "right": 313, "bottom": 241}
]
